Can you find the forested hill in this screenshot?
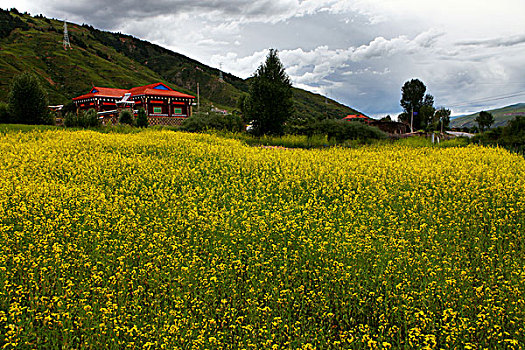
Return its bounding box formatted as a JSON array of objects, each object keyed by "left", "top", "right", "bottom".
[{"left": 0, "top": 8, "right": 362, "bottom": 119}]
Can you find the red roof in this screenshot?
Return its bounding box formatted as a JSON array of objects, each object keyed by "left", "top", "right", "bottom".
[
  {"left": 343, "top": 114, "right": 370, "bottom": 120},
  {"left": 128, "top": 83, "right": 195, "bottom": 98},
  {"left": 73, "top": 87, "right": 128, "bottom": 101},
  {"left": 73, "top": 83, "right": 195, "bottom": 101}
]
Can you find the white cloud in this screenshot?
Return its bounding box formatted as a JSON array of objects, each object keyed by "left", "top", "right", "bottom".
[
  {"left": 215, "top": 29, "right": 443, "bottom": 80},
  {"left": 2, "top": 0, "right": 524, "bottom": 116}
]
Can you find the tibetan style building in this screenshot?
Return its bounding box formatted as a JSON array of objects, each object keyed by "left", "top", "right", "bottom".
[{"left": 72, "top": 83, "right": 195, "bottom": 125}]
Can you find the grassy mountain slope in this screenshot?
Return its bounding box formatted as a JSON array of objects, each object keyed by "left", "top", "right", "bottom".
[
  {"left": 0, "top": 9, "right": 362, "bottom": 119},
  {"left": 451, "top": 103, "right": 525, "bottom": 129}
]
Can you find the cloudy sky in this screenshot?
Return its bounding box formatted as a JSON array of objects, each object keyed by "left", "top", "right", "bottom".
[{"left": 4, "top": 0, "right": 525, "bottom": 117}]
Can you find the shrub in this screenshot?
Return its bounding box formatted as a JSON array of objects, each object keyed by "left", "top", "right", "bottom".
[
  {"left": 136, "top": 108, "right": 148, "bottom": 128},
  {"left": 84, "top": 109, "right": 101, "bottom": 127},
  {"left": 63, "top": 109, "right": 100, "bottom": 128},
  {"left": 308, "top": 119, "right": 386, "bottom": 143},
  {"left": 63, "top": 112, "right": 77, "bottom": 128},
  {"left": 119, "top": 109, "right": 134, "bottom": 126},
  {"left": 470, "top": 117, "right": 525, "bottom": 154},
  {"left": 502, "top": 116, "right": 525, "bottom": 148},
  {"left": 61, "top": 102, "right": 77, "bottom": 115},
  {"left": 7, "top": 72, "right": 53, "bottom": 125},
  {"left": 472, "top": 127, "right": 503, "bottom": 145},
  {"left": 0, "top": 102, "right": 10, "bottom": 123},
  {"left": 182, "top": 112, "right": 244, "bottom": 133}
]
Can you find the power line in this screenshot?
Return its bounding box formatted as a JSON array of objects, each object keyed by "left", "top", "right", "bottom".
[{"left": 447, "top": 91, "right": 525, "bottom": 108}]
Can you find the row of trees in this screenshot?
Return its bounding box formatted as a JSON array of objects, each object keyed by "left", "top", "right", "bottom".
[
  {"left": 0, "top": 53, "right": 497, "bottom": 137},
  {"left": 238, "top": 53, "right": 456, "bottom": 137},
  {"left": 398, "top": 78, "right": 498, "bottom": 133},
  {"left": 398, "top": 79, "right": 451, "bottom": 132}
]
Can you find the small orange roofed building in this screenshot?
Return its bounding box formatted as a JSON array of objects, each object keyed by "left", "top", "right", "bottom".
[
  {"left": 72, "top": 82, "right": 195, "bottom": 126},
  {"left": 343, "top": 114, "right": 371, "bottom": 124}
]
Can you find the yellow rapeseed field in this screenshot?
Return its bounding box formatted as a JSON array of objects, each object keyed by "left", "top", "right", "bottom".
[{"left": 0, "top": 130, "right": 524, "bottom": 349}]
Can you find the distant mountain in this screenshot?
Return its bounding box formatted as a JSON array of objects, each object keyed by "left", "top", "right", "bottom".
[
  {"left": 450, "top": 103, "right": 525, "bottom": 129},
  {"left": 0, "top": 9, "right": 362, "bottom": 120}
]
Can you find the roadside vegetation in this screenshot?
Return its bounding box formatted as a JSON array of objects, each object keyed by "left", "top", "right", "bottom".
[{"left": 472, "top": 115, "right": 525, "bottom": 154}]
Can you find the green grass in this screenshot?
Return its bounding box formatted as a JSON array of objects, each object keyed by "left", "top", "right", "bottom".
[
  {"left": 0, "top": 124, "right": 472, "bottom": 152},
  {"left": 0, "top": 124, "right": 60, "bottom": 133}
]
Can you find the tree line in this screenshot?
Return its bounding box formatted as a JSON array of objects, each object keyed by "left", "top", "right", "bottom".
[{"left": 0, "top": 49, "right": 506, "bottom": 143}]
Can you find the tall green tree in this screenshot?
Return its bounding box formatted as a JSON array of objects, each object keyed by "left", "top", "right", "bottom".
[
  {"left": 475, "top": 111, "right": 494, "bottom": 132},
  {"left": 8, "top": 72, "right": 52, "bottom": 125},
  {"left": 399, "top": 79, "right": 434, "bottom": 131},
  {"left": 420, "top": 95, "right": 436, "bottom": 131},
  {"left": 434, "top": 107, "right": 451, "bottom": 132},
  {"left": 244, "top": 49, "right": 293, "bottom": 136}
]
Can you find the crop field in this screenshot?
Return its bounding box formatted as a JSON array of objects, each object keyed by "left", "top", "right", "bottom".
[{"left": 0, "top": 130, "right": 524, "bottom": 349}]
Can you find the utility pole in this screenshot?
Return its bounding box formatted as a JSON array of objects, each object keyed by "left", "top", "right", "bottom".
[
  {"left": 197, "top": 82, "right": 200, "bottom": 113},
  {"left": 410, "top": 106, "right": 414, "bottom": 133}
]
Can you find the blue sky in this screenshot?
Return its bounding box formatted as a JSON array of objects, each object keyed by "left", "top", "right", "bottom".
[{"left": 3, "top": 0, "right": 525, "bottom": 117}]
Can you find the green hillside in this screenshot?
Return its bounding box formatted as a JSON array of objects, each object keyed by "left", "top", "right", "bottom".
[
  {"left": 0, "top": 9, "right": 362, "bottom": 119},
  {"left": 451, "top": 103, "right": 525, "bottom": 129}
]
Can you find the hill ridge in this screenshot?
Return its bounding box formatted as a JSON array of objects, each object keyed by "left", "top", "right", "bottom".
[{"left": 450, "top": 103, "right": 525, "bottom": 129}]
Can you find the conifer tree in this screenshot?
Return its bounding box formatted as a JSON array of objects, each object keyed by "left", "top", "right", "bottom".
[
  {"left": 245, "top": 49, "right": 293, "bottom": 136},
  {"left": 8, "top": 72, "right": 52, "bottom": 125}
]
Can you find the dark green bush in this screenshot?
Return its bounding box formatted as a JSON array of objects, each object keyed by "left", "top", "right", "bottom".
[
  {"left": 84, "top": 109, "right": 100, "bottom": 127},
  {"left": 471, "top": 116, "right": 525, "bottom": 154},
  {"left": 7, "top": 72, "right": 53, "bottom": 125},
  {"left": 61, "top": 102, "right": 77, "bottom": 115},
  {"left": 136, "top": 108, "right": 148, "bottom": 128},
  {"left": 119, "top": 109, "right": 134, "bottom": 126},
  {"left": 471, "top": 127, "right": 503, "bottom": 145},
  {"left": 63, "top": 109, "right": 100, "bottom": 128},
  {"left": 501, "top": 116, "right": 525, "bottom": 148},
  {"left": 63, "top": 112, "right": 77, "bottom": 128},
  {"left": 308, "top": 119, "right": 386, "bottom": 143},
  {"left": 182, "top": 112, "right": 244, "bottom": 133},
  {"left": 0, "top": 102, "right": 10, "bottom": 123}
]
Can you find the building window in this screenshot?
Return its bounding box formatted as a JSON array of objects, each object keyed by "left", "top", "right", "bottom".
[
  {"left": 173, "top": 107, "right": 182, "bottom": 115},
  {"left": 153, "top": 107, "right": 162, "bottom": 114}
]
